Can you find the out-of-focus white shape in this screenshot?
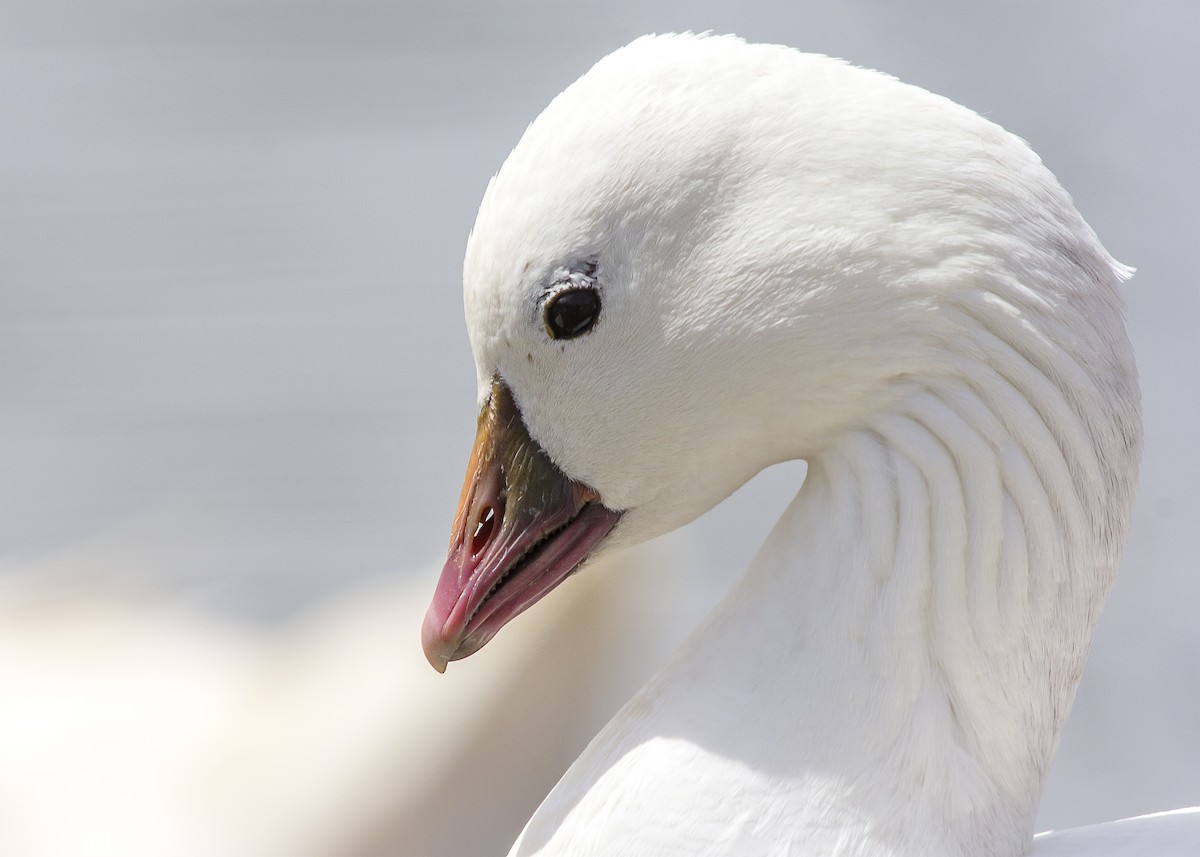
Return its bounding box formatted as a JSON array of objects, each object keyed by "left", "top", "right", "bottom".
[
  {"left": 0, "top": 543, "right": 680, "bottom": 857},
  {"left": 1031, "top": 808, "right": 1200, "bottom": 856}
]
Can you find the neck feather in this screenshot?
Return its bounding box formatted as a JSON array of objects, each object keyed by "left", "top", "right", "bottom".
[{"left": 748, "top": 277, "right": 1138, "bottom": 854}]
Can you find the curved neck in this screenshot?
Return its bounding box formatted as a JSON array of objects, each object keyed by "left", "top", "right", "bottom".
[
  {"left": 704, "top": 287, "right": 1139, "bottom": 854},
  {"left": 740, "top": 382, "right": 1114, "bottom": 855}
]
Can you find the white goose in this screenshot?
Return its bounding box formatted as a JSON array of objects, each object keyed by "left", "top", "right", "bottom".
[{"left": 422, "top": 34, "right": 1198, "bottom": 856}]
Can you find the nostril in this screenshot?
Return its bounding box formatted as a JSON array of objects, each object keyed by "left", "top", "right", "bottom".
[{"left": 471, "top": 501, "right": 502, "bottom": 556}]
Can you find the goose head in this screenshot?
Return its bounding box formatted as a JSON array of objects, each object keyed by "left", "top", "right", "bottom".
[{"left": 421, "top": 33, "right": 1129, "bottom": 672}]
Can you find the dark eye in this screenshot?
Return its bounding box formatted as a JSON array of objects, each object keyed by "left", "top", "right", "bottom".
[{"left": 544, "top": 288, "right": 600, "bottom": 340}]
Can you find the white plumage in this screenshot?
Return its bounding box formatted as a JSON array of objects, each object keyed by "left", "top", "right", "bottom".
[{"left": 429, "top": 33, "right": 1199, "bottom": 856}]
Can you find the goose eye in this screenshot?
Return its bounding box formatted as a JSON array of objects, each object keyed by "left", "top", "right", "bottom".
[{"left": 544, "top": 288, "right": 600, "bottom": 340}]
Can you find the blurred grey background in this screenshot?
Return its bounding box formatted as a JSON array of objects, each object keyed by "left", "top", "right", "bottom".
[{"left": 2, "top": 0, "right": 1196, "bottom": 846}]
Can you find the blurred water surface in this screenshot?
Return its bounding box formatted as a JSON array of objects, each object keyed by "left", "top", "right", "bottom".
[{"left": 1, "top": 0, "right": 1197, "bottom": 839}]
